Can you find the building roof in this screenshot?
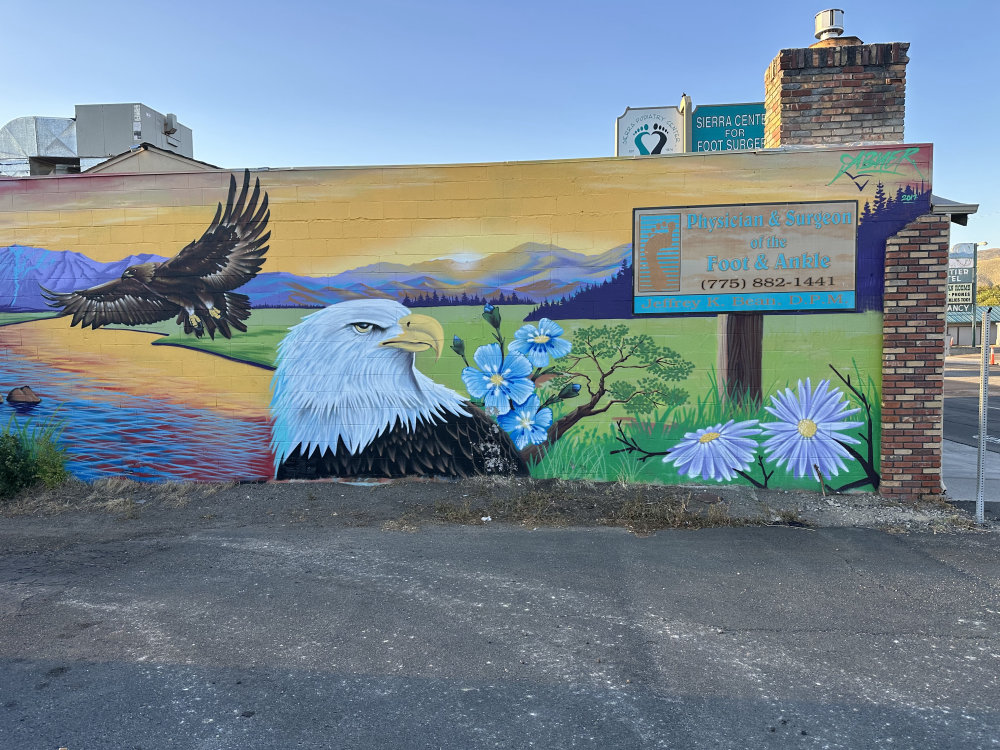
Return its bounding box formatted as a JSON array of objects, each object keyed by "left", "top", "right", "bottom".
[
  {"left": 931, "top": 194, "right": 979, "bottom": 226},
  {"left": 948, "top": 307, "right": 1000, "bottom": 324},
  {"left": 83, "top": 142, "right": 218, "bottom": 173}
]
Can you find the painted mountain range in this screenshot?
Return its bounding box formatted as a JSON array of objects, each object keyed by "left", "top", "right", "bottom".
[{"left": 0, "top": 243, "right": 630, "bottom": 312}]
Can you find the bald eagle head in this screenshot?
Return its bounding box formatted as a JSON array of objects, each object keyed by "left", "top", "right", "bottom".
[{"left": 269, "top": 298, "right": 469, "bottom": 469}]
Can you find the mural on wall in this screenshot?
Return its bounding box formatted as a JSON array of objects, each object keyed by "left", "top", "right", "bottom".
[
  {"left": 0, "top": 144, "right": 932, "bottom": 489},
  {"left": 40, "top": 170, "right": 270, "bottom": 339}
]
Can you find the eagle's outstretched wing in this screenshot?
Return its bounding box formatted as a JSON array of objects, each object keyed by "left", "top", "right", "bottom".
[
  {"left": 159, "top": 169, "right": 270, "bottom": 290},
  {"left": 40, "top": 277, "right": 180, "bottom": 329}
]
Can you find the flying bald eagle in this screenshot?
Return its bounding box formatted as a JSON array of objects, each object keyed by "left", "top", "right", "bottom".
[
  {"left": 270, "top": 299, "right": 528, "bottom": 479},
  {"left": 41, "top": 170, "right": 269, "bottom": 340}
]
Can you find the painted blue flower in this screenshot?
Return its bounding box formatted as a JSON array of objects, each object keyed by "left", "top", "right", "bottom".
[
  {"left": 461, "top": 343, "right": 534, "bottom": 415},
  {"left": 663, "top": 419, "right": 762, "bottom": 482},
  {"left": 509, "top": 318, "right": 572, "bottom": 367},
  {"left": 498, "top": 394, "right": 553, "bottom": 450},
  {"left": 761, "top": 378, "right": 863, "bottom": 479}
]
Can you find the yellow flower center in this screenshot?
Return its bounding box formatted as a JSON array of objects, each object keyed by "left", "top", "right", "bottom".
[
  {"left": 699, "top": 431, "right": 721, "bottom": 444},
  {"left": 532, "top": 334, "right": 551, "bottom": 344},
  {"left": 797, "top": 418, "right": 818, "bottom": 438},
  {"left": 489, "top": 374, "right": 506, "bottom": 387}
]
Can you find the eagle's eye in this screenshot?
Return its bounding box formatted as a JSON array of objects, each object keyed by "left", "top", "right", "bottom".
[{"left": 352, "top": 322, "right": 377, "bottom": 334}]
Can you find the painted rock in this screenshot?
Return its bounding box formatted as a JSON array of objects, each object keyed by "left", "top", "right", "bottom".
[{"left": 6, "top": 386, "right": 41, "bottom": 405}]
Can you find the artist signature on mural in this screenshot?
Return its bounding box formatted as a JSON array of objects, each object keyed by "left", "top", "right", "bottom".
[{"left": 827, "top": 146, "right": 926, "bottom": 191}]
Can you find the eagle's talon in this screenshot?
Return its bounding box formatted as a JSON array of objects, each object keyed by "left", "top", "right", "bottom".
[
  {"left": 189, "top": 314, "right": 201, "bottom": 327},
  {"left": 209, "top": 308, "right": 222, "bottom": 319}
]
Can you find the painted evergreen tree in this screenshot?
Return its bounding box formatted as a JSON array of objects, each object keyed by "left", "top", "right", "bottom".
[{"left": 873, "top": 181, "right": 887, "bottom": 214}]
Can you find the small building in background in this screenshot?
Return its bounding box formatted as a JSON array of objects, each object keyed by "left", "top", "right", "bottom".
[
  {"left": 83, "top": 142, "right": 217, "bottom": 174},
  {"left": 0, "top": 103, "right": 193, "bottom": 176},
  {"left": 947, "top": 309, "right": 1000, "bottom": 348}
]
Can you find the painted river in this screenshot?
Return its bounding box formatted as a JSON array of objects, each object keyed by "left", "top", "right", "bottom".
[{"left": 1, "top": 349, "right": 274, "bottom": 482}]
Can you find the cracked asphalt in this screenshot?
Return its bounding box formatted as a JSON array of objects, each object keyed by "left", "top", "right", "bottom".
[{"left": 1, "top": 488, "right": 998, "bottom": 750}]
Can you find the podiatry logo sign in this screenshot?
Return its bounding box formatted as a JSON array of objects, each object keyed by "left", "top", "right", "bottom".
[
  {"left": 690, "top": 103, "right": 765, "bottom": 152},
  {"left": 633, "top": 201, "right": 858, "bottom": 314},
  {"left": 616, "top": 106, "right": 683, "bottom": 156}
]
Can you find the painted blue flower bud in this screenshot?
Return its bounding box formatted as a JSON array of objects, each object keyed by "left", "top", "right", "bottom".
[
  {"left": 558, "top": 382, "right": 582, "bottom": 400},
  {"left": 482, "top": 303, "right": 502, "bottom": 329}
]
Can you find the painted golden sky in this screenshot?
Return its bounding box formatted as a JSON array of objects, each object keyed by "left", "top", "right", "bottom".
[{"left": 0, "top": 145, "right": 932, "bottom": 278}]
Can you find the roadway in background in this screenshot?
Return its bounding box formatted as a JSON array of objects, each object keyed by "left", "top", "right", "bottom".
[{"left": 943, "top": 353, "right": 1000, "bottom": 453}]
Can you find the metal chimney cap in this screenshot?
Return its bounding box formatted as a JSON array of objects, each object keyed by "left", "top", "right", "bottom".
[{"left": 815, "top": 8, "right": 845, "bottom": 40}]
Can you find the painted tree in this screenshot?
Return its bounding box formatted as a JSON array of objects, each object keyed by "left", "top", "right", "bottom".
[
  {"left": 524, "top": 323, "right": 694, "bottom": 462},
  {"left": 873, "top": 181, "right": 887, "bottom": 214},
  {"left": 453, "top": 314, "right": 695, "bottom": 465}
]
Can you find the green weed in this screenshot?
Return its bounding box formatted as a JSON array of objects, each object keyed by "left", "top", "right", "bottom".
[{"left": 0, "top": 414, "right": 69, "bottom": 499}]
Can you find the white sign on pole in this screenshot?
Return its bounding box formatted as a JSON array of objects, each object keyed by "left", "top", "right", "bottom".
[
  {"left": 948, "top": 243, "right": 978, "bottom": 315},
  {"left": 616, "top": 107, "right": 683, "bottom": 157}
]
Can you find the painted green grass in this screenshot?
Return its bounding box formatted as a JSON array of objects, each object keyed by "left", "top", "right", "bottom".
[
  {"left": 531, "top": 361, "right": 882, "bottom": 492},
  {"left": 102, "top": 308, "right": 312, "bottom": 368},
  {"left": 762, "top": 312, "right": 882, "bottom": 393},
  {"left": 0, "top": 312, "right": 56, "bottom": 327},
  {"left": 429, "top": 307, "right": 719, "bottom": 403},
  {"left": 433, "top": 308, "right": 881, "bottom": 422}
]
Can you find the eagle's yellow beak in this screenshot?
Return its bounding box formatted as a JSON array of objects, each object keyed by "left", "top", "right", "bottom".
[{"left": 380, "top": 313, "right": 445, "bottom": 359}]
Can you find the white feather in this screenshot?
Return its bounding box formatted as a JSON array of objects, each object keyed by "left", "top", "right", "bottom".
[{"left": 269, "top": 299, "right": 468, "bottom": 469}]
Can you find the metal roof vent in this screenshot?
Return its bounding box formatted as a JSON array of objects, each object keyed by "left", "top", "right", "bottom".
[{"left": 814, "top": 8, "right": 845, "bottom": 41}]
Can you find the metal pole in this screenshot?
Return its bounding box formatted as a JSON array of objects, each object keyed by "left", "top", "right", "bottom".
[{"left": 976, "top": 306, "right": 991, "bottom": 524}]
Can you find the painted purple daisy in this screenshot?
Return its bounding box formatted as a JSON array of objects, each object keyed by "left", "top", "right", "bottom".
[
  {"left": 497, "top": 394, "right": 553, "bottom": 450},
  {"left": 461, "top": 343, "right": 534, "bottom": 415},
  {"left": 761, "top": 378, "right": 863, "bottom": 479},
  {"left": 509, "top": 318, "right": 572, "bottom": 367},
  {"left": 663, "top": 419, "right": 762, "bottom": 482}
]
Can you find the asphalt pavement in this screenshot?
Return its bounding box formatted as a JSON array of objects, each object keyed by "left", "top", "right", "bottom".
[
  {"left": 1, "top": 519, "right": 998, "bottom": 750},
  {"left": 944, "top": 353, "right": 1000, "bottom": 453},
  {"left": 0, "top": 355, "right": 996, "bottom": 749}
]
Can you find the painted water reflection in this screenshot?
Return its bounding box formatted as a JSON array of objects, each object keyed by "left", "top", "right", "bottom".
[{"left": 1, "top": 348, "right": 273, "bottom": 482}]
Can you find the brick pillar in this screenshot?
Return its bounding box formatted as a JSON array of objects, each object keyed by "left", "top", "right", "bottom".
[
  {"left": 764, "top": 42, "right": 909, "bottom": 147},
  {"left": 880, "top": 215, "right": 950, "bottom": 502}
]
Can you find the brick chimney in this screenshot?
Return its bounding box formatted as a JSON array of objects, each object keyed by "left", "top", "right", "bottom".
[{"left": 764, "top": 10, "right": 909, "bottom": 147}]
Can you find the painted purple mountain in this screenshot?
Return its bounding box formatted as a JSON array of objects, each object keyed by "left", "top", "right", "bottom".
[
  {"left": 1, "top": 245, "right": 169, "bottom": 312},
  {"left": 240, "top": 242, "right": 632, "bottom": 307},
  {"left": 1, "top": 242, "right": 631, "bottom": 312}
]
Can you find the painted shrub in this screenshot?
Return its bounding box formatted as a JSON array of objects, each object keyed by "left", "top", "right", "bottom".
[{"left": 0, "top": 144, "right": 932, "bottom": 489}]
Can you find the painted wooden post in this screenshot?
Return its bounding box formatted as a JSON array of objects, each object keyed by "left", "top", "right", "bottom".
[{"left": 717, "top": 312, "right": 763, "bottom": 405}]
